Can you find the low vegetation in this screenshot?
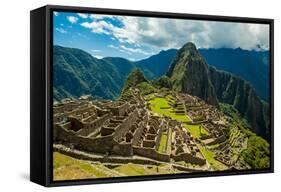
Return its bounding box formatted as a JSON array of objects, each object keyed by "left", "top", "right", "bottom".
[
  {"left": 220, "top": 103, "right": 270, "bottom": 169},
  {"left": 158, "top": 131, "right": 168, "bottom": 153},
  {"left": 199, "top": 146, "right": 228, "bottom": 171},
  {"left": 53, "top": 152, "right": 109, "bottom": 180},
  {"left": 241, "top": 135, "right": 270, "bottom": 169},
  {"left": 113, "top": 163, "right": 176, "bottom": 175}
]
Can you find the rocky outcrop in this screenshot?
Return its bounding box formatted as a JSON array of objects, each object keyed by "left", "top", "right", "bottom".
[
  {"left": 167, "top": 42, "right": 219, "bottom": 106},
  {"left": 209, "top": 66, "right": 268, "bottom": 139}
]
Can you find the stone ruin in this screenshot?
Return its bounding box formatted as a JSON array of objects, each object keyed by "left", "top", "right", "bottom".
[{"left": 53, "top": 94, "right": 206, "bottom": 166}]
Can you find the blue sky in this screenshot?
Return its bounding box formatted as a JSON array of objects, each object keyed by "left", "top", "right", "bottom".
[{"left": 53, "top": 11, "right": 269, "bottom": 61}]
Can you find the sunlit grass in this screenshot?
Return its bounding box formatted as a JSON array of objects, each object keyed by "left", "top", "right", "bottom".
[
  {"left": 198, "top": 146, "right": 228, "bottom": 171},
  {"left": 53, "top": 152, "right": 115, "bottom": 180},
  {"left": 113, "top": 163, "right": 177, "bottom": 175},
  {"left": 158, "top": 132, "right": 168, "bottom": 153},
  {"left": 149, "top": 97, "right": 191, "bottom": 123},
  {"left": 148, "top": 96, "right": 225, "bottom": 171},
  {"left": 148, "top": 97, "right": 209, "bottom": 139},
  {"left": 183, "top": 124, "right": 209, "bottom": 139}
]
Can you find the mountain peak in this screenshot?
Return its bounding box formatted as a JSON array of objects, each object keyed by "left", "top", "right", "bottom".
[
  {"left": 167, "top": 42, "right": 219, "bottom": 106},
  {"left": 172, "top": 42, "right": 201, "bottom": 62},
  {"left": 181, "top": 42, "right": 197, "bottom": 51},
  {"left": 122, "top": 68, "right": 148, "bottom": 91}
]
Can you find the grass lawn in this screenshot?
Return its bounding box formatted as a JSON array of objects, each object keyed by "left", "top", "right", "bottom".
[
  {"left": 114, "top": 163, "right": 178, "bottom": 176},
  {"left": 149, "top": 97, "right": 191, "bottom": 123},
  {"left": 149, "top": 97, "right": 209, "bottom": 139},
  {"left": 114, "top": 163, "right": 151, "bottom": 175},
  {"left": 53, "top": 152, "right": 119, "bottom": 180},
  {"left": 183, "top": 123, "right": 209, "bottom": 139},
  {"left": 167, "top": 128, "right": 172, "bottom": 154},
  {"left": 148, "top": 97, "right": 225, "bottom": 170},
  {"left": 158, "top": 131, "right": 168, "bottom": 153},
  {"left": 208, "top": 143, "right": 220, "bottom": 149},
  {"left": 198, "top": 146, "right": 228, "bottom": 171}
]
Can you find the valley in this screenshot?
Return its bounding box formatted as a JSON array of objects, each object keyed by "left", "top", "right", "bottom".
[
  {"left": 53, "top": 77, "right": 268, "bottom": 180},
  {"left": 52, "top": 42, "right": 270, "bottom": 180}
]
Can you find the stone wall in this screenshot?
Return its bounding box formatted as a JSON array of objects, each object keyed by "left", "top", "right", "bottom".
[
  {"left": 171, "top": 152, "right": 206, "bottom": 165},
  {"left": 208, "top": 135, "right": 226, "bottom": 145},
  {"left": 185, "top": 120, "right": 207, "bottom": 125},
  {"left": 108, "top": 103, "right": 129, "bottom": 116},
  {"left": 133, "top": 146, "right": 170, "bottom": 162},
  {"left": 54, "top": 144, "right": 162, "bottom": 166},
  {"left": 131, "top": 122, "right": 145, "bottom": 146},
  {"left": 155, "top": 128, "right": 163, "bottom": 151},
  {"left": 113, "top": 110, "right": 139, "bottom": 141},
  {"left": 112, "top": 142, "right": 133, "bottom": 156},
  {"left": 54, "top": 124, "right": 114, "bottom": 154},
  {"left": 165, "top": 127, "right": 171, "bottom": 153},
  {"left": 77, "top": 113, "right": 111, "bottom": 137}
]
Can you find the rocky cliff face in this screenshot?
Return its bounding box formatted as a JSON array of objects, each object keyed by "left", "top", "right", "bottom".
[
  {"left": 167, "top": 42, "right": 219, "bottom": 106},
  {"left": 199, "top": 48, "right": 270, "bottom": 101},
  {"left": 209, "top": 66, "right": 268, "bottom": 139}
]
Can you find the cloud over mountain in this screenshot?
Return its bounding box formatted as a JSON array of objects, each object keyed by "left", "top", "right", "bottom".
[{"left": 80, "top": 14, "right": 269, "bottom": 51}]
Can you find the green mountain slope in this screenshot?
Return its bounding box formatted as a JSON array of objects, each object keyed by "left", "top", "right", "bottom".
[
  {"left": 53, "top": 46, "right": 175, "bottom": 101},
  {"left": 209, "top": 66, "right": 268, "bottom": 139},
  {"left": 199, "top": 48, "right": 270, "bottom": 101},
  {"left": 167, "top": 42, "right": 269, "bottom": 140},
  {"left": 135, "top": 49, "right": 177, "bottom": 79},
  {"left": 120, "top": 69, "right": 155, "bottom": 100},
  {"left": 53, "top": 46, "right": 126, "bottom": 100},
  {"left": 167, "top": 42, "right": 219, "bottom": 106}
]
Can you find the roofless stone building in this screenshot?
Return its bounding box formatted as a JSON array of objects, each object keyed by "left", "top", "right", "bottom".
[{"left": 53, "top": 94, "right": 206, "bottom": 166}]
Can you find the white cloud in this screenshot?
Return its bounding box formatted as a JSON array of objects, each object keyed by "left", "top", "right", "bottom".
[
  {"left": 119, "top": 45, "right": 152, "bottom": 55},
  {"left": 108, "top": 44, "right": 153, "bottom": 55},
  {"left": 54, "top": 12, "right": 59, "bottom": 16},
  {"left": 81, "top": 21, "right": 112, "bottom": 35},
  {"left": 67, "top": 16, "right": 78, "bottom": 24},
  {"left": 89, "top": 14, "right": 114, "bottom": 20},
  {"left": 77, "top": 13, "right": 88, "bottom": 19},
  {"left": 55, "top": 27, "right": 67, "bottom": 34},
  {"left": 81, "top": 15, "right": 269, "bottom": 51},
  {"left": 93, "top": 55, "right": 103, "bottom": 59},
  {"left": 91, "top": 49, "right": 101, "bottom": 53},
  {"left": 108, "top": 44, "right": 118, "bottom": 49}
]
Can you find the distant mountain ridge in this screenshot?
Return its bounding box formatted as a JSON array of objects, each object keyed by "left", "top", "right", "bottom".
[
  {"left": 53, "top": 46, "right": 136, "bottom": 100},
  {"left": 53, "top": 45, "right": 176, "bottom": 101},
  {"left": 199, "top": 48, "right": 269, "bottom": 101},
  {"left": 135, "top": 49, "right": 178, "bottom": 79},
  {"left": 54, "top": 45, "right": 269, "bottom": 102}
]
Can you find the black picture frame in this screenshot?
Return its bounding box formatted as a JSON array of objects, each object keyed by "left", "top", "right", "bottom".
[{"left": 30, "top": 4, "right": 274, "bottom": 187}]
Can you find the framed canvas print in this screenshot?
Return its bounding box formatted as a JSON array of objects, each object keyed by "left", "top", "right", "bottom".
[{"left": 30, "top": 5, "right": 274, "bottom": 187}]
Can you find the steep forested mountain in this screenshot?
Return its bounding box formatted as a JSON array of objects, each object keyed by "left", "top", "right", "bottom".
[
  {"left": 199, "top": 48, "right": 270, "bottom": 101},
  {"left": 53, "top": 46, "right": 175, "bottom": 101},
  {"left": 135, "top": 49, "right": 177, "bottom": 79},
  {"left": 167, "top": 42, "right": 269, "bottom": 140},
  {"left": 53, "top": 46, "right": 129, "bottom": 100},
  {"left": 167, "top": 43, "right": 219, "bottom": 106}
]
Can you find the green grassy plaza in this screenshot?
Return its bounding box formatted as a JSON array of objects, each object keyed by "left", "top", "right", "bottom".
[{"left": 147, "top": 95, "right": 227, "bottom": 170}]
